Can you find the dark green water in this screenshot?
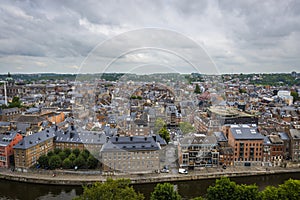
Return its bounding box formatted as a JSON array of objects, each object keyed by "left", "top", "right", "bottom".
[{"left": 0, "top": 173, "right": 299, "bottom": 200}]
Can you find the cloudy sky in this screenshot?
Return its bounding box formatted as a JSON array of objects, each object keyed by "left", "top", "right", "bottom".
[{"left": 0, "top": 0, "right": 299, "bottom": 74}]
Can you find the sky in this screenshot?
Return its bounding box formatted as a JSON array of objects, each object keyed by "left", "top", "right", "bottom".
[{"left": 0, "top": 0, "right": 299, "bottom": 74}]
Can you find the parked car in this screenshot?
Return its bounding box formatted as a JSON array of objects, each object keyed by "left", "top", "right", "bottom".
[
  {"left": 178, "top": 168, "right": 188, "bottom": 174},
  {"left": 161, "top": 165, "right": 169, "bottom": 173}
]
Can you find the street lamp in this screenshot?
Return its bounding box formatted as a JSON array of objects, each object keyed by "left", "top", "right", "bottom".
[{"left": 0, "top": 81, "right": 8, "bottom": 106}]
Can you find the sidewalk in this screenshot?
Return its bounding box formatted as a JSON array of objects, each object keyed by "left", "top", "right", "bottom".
[{"left": 0, "top": 166, "right": 299, "bottom": 186}]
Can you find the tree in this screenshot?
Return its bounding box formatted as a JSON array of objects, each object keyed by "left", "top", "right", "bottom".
[
  {"left": 63, "top": 148, "right": 72, "bottom": 157},
  {"left": 179, "top": 122, "right": 195, "bottom": 134},
  {"left": 48, "top": 155, "right": 62, "bottom": 169},
  {"left": 261, "top": 186, "right": 279, "bottom": 200},
  {"left": 74, "top": 155, "right": 86, "bottom": 168},
  {"left": 206, "top": 177, "right": 238, "bottom": 200},
  {"left": 62, "top": 158, "right": 73, "bottom": 169},
  {"left": 68, "top": 153, "right": 76, "bottom": 162},
  {"left": 194, "top": 84, "right": 201, "bottom": 94},
  {"left": 47, "top": 151, "right": 54, "bottom": 157},
  {"left": 235, "top": 184, "right": 260, "bottom": 200},
  {"left": 58, "top": 151, "right": 67, "bottom": 161},
  {"left": 73, "top": 148, "right": 80, "bottom": 157},
  {"left": 38, "top": 154, "right": 48, "bottom": 168},
  {"left": 150, "top": 183, "right": 181, "bottom": 200},
  {"left": 80, "top": 149, "right": 90, "bottom": 160},
  {"left": 87, "top": 155, "right": 98, "bottom": 169},
  {"left": 54, "top": 148, "right": 62, "bottom": 155},
  {"left": 154, "top": 118, "right": 166, "bottom": 133},
  {"left": 291, "top": 91, "right": 299, "bottom": 103},
  {"left": 159, "top": 126, "right": 170, "bottom": 144},
  {"left": 277, "top": 179, "right": 300, "bottom": 200},
  {"left": 8, "top": 96, "right": 22, "bottom": 108},
  {"left": 74, "top": 178, "right": 144, "bottom": 200}
]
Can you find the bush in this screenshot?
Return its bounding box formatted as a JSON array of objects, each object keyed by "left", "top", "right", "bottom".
[
  {"left": 62, "top": 158, "right": 73, "bottom": 169},
  {"left": 63, "top": 148, "right": 72, "bottom": 157},
  {"left": 74, "top": 155, "right": 86, "bottom": 169},
  {"left": 73, "top": 148, "right": 80, "bottom": 157},
  {"left": 58, "top": 151, "right": 67, "bottom": 161}
]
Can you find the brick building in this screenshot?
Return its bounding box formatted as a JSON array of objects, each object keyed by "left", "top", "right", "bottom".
[{"left": 0, "top": 132, "right": 23, "bottom": 168}]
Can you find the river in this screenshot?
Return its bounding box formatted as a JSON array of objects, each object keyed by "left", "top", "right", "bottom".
[{"left": 0, "top": 172, "right": 299, "bottom": 200}]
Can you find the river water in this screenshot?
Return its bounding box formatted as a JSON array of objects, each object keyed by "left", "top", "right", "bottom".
[{"left": 0, "top": 172, "right": 299, "bottom": 200}]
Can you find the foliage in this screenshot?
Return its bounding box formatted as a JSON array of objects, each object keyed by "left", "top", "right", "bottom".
[
  {"left": 87, "top": 155, "right": 98, "bottom": 169},
  {"left": 235, "top": 184, "right": 260, "bottom": 200},
  {"left": 158, "top": 125, "right": 170, "bottom": 144},
  {"left": 179, "top": 122, "right": 195, "bottom": 134},
  {"left": 74, "top": 155, "right": 86, "bottom": 168},
  {"left": 194, "top": 84, "right": 201, "bottom": 94},
  {"left": 48, "top": 155, "right": 62, "bottom": 169},
  {"left": 206, "top": 177, "right": 238, "bottom": 200},
  {"left": 8, "top": 96, "right": 22, "bottom": 108},
  {"left": 73, "top": 148, "right": 81, "bottom": 157},
  {"left": 150, "top": 182, "right": 181, "bottom": 200},
  {"left": 154, "top": 118, "right": 166, "bottom": 133},
  {"left": 62, "top": 158, "right": 73, "bottom": 169},
  {"left": 37, "top": 154, "right": 49, "bottom": 168},
  {"left": 74, "top": 178, "right": 144, "bottom": 200},
  {"left": 277, "top": 179, "right": 300, "bottom": 200},
  {"left": 38, "top": 148, "right": 98, "bottom": 170},
  {"left": 291, "top": 91, "right": 300, "bottom": 102}
]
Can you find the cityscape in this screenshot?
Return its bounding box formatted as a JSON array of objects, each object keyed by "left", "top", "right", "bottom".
[{"left": 0, "top": 1, "right": 300, "bottom": 200}]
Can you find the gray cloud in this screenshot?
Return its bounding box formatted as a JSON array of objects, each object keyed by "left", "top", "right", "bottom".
[{"left": 0, "top": 0, "right": 299, "bottom": 74}]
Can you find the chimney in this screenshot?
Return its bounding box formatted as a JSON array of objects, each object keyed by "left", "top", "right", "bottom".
[
  {"left": 152, "top": 135, "right": 157, "bottom": 142},
  {"left": 116, "top": 137, "right": 118, "bottom": 142},
  {"left": 144, "top": 137, "right": 147, "bottom": 141},
  {"left": 130, "top": 136, "right": 133, "bottom": 141},
  {"left": 70, "top": 132, "right": 74, "bottom": 138}
]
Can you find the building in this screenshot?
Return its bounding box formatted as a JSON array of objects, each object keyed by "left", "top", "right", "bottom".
[
  {"left": 223, "top": 124, "right": 264, "bottom": 166},
  {"left": 100, "top": 135, "right": 161, "bottom": 173},
  {"left": 289, "top": 129, "right": 300, "bottom": 162},
  {"left": 54, "top": 126, "right": 106, "bottom": 155},
  {"left": 13, "top": 128, "right": 55, "bottom": 171},
  {"left": 0, "top": 131, "right": 23, "bottom": 168},
  {"left": 178, "top": 133, "right": 218, "bottom": 169},
  {"left": 0, "top": 108, "right": 21, "bottom": 121},
  {"left": 214, "top": 131, "right": 234, "bottom": 166}
]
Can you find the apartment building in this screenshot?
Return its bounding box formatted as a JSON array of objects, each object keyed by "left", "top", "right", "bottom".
[{"left": 13, "top": 129, "right": 55, "bottom": 171}]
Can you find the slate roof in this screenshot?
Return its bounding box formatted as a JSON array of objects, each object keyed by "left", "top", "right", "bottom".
[
  {"left": 180, "top": 134, "right": 217, "bottom": 146},
  {"left": 14, "top": 129, "right": 55, "bottom": 150},
  {"left": 230, "top": 125, "right": 264, "bottom": 140},
  {"left": 101, "top": 135, "right": 161, "bottom": 152},
  {"left": 214, "top": 132, "right": 228, "bottom": 142},
  {"left": 0, "top": 132, "right": 19, "bottom": 147},
  {"left": 14, "top": 115, "right": 45, "bottom": 124},
  {"left": 278, "top": 132, "right": 290, "bottom": 141},
  {"left": 54, "top": 128, "right": 106, "bottom": 145},
  {"left": 290, "top": 129, "right": 300, "bottom": 140}
]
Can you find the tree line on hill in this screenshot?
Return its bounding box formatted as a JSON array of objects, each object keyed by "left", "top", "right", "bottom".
[{"left": 74, "top": 177, "right": 300, "bottom": 200}]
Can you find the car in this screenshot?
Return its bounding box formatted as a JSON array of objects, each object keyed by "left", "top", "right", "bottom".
[
  {"left": 160, "top": 168, "right": 169, "bottom": 173},
  {"left": 178, "top": 168, "right": 188, "bottom": 174}
]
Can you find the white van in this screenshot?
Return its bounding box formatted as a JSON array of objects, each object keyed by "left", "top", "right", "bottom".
[{"left": 178, "top": 168, "right": 188, "bottom": 174}]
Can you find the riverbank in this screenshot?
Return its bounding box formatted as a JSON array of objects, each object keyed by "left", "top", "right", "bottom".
[{"left": 0, "top": 166, "right": 300, "bottom": 186}]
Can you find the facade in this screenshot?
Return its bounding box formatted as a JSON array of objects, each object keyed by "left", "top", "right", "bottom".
[
  {"left": 100, "top": 135, "right": 161, "bottom": 173},
  {"left": 0, "top": 108, "right": 22, "bottom": 121},
  {"left": 13, "top": 129, "right": 55, "bottom": 170},
  {"left": 0, "top": 132, "right": 23, "bottom": 168},
  {"left": 223, "top": 124, "right": 264, "bottom": 166},
  {"left": 178, "top": 133, "right": 218, "bottom": 169},
  {"left": 289, "top": 129, "right": 300, "bottom": 162}
]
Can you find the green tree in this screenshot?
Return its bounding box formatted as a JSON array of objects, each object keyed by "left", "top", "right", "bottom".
[
  {"left": 63, "top": 148, "right": 72, "bottom": 157},
  {"left": 159, "top": 125, "right": 170, "bottom": 144},
  {"left": 54, "top": 148, "right": 62, "bottom": 155},
  {"left": 235, "top": 184, "right": 260, "bottom": 200},
  {"left": 58, "top": 151, "right": 67, "bottom": 161},
  {"left": 179, "top": 122, "right": 195, "bottom": 134},
  {"left": 194, "top": 84, "right": 201, "bottom": 94},
  {"left": 37, "top": 154, "right": 48, "bottom": 168},
  {"left": 47, "top": 151, "right": 54, "bottom": 157},
  {"left": 291, "top": 91, "right": 299, "bottom": 103},
  {"left": 8, "top": 96, "right": 22, "bottom": 108},
  {"left": 150, "top": 182, "right": 181, "bottom": 200},
  {"left": 74, "top": 155, "right": 86, "bottom": 168},
  {"left": 277, "top": 179, "right": 300, "bottom": 200},
  {"left": 48, "top": 155, "right": 62, "bottom": 169},
  {"left": 80, "top": 149, "right": 90, "bottom": 160},
  {"left": 261, "top": 186, "right": 279, "bottom": 200},
  {"left": 206, "top": 177, "right": 238, "bottom": 200},
  {"left": 154, "top": 118, "right": 166, "bottom": 133},
  {"left": 74, "top": 178, "right": 144, "bottom": 200},
  {"left": 68, "top": 153, "right": 76, "bottom": 162},
  {"left": 73, "top": 148, "right": 80, "bottom": 157},
  {"left": 87, "top": 155, "right": 98, "bottom": 169},
  {"left": 62, "top": 158, "right": 73, "bottom": 169}
]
